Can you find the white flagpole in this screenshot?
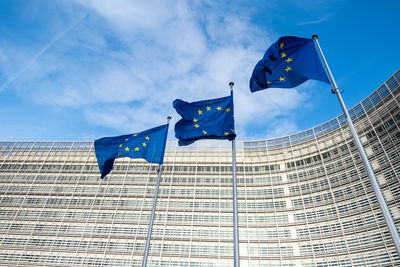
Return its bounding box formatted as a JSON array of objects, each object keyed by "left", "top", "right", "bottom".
[
  {"left": 312, "top": 34, "right": 400, "bottom": 256},
  {"left": 142, "top": 116, "right": 171, "bottom": 267},
  {"left": 229, "top": 82, "right": 240, "bottom": 267}
]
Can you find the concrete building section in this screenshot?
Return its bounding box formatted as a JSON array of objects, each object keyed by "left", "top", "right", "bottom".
[{"left": 0, "top": 70, "right": 399, "bottom": 266}]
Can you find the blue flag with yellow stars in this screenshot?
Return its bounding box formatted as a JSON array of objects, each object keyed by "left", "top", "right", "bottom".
[
  {"left": 173, "top": 92, "right": 236, "bottom": 146},
  {"left": 94, "top": 124, "right": 169, "bottom": 178},
  {"left": 250, "top": 36, "right": 330, "bottom": 92}
]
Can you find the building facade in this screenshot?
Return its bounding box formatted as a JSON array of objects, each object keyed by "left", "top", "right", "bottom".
[{"left": 0, "top": 70, "right": 400, "bottom": 266}]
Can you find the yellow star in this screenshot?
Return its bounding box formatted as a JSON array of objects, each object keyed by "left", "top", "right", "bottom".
[
  {"left": 119, "top": 144, "right": 123, "bottom": 148},
  {"left": 142, "top": 142, "right": 146, "bottom": 147},
  {"left": 202, "top": 130, "right": 207, "bottom": 134},
  {"left": 226, "top": 108, "right": 230, "bottom": 112},
  {"left": 133, "top": 134, "right": 137, "bottom": 137},
  {"left": 145, "top": 136, "right": 150, "bottom": 140},
  {"left": 206, "top": 106, "right": 211, "bottom": 111},
  {"left": 285, "top": 66, "right": 292, "bottom": 72},
  {"left": 194, "top": 124, "right": 200, "bottom": 128},
  {"left": 224, "top": 132, "right": 229, "bottom": 136},
  {"left": 285, "top": 58, "right": 292, "bottom": 62},
  {"left": 124, "top": 147, "right": 130, "bottom": 152},
  {"left": 197, "top": 109, "right": 203, "bottom": 115},
  {"left": 134, "top": 147, "right": 140, "bottom": 151},
  {"left": 279, "top": 42, "right": 284, "bottom": 49},
  {"left": 231, "top": 129, "right": 235, "bottom": 133},
  {"left": 125, "top": 138, "right": 129, "bottom": 141},
  {"left": 216, "top": 106, "right": 222, "bottom": 111},
  {"left": 193, "top": 118, "right": 198, "bottom": 123},
  {"left": 279, "top": 77, "right": 285, "bottom": 81},
  {"left": 281, "top": 52, "right": 286, "bottom": 58},
  {"left": 267, "top": 81, "right": 272, "bottom": 84}
]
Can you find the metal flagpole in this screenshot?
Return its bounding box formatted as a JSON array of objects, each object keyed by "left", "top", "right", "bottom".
[
  {"left": 142, "top": 116, "right": 171, "bottom": 267},
  {"left": 229, "top": 82, "right": 240, "bottom": 267},
  {"left": 312, "top": 34, "right": 400, "bottom": 256}
]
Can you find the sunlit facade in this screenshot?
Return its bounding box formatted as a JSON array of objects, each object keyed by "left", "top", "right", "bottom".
[{"left": 1, "top": 70, "right": 400, "bottom": 266}]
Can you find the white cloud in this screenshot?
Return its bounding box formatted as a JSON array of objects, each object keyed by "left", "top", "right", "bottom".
[
  {"left": 265, "top": 120, "right": 300, "bottom": 139},
  {"left": 1, "top": 0, "right": 314, "bottom": 140}
]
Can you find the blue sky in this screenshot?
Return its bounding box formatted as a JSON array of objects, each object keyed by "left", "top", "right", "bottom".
[{"left": 0, "top": 0, "right": 399, "bottom": 141}]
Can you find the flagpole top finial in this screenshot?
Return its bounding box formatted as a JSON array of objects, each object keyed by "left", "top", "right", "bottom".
[
  {"left": 229, "top": 82, "right": 234, "bottom": 91},
  {"left": 312, "top": 34, "right": 318, "bottom": 40}
]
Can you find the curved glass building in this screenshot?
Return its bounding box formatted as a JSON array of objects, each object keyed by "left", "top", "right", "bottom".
[{"left": 0, "top": 70, "right": 399, "bottom": 266}]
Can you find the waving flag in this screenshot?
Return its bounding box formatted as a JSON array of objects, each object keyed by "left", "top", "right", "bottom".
[
  {"left": 94, "top": 124, "right": 169, "bottom": 178},
  {"left": 250, "top": 36, "right": 330, "bottom": 92},
  {"left": 173, "top": 92, "right": 236, "bottom": 146}
]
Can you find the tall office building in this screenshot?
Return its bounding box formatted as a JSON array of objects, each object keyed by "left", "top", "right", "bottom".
[{"left": 0, "top": 70, "right": 400, "bottom": 266}]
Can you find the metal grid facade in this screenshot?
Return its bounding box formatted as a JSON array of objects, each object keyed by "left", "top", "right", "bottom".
[{"left": 0, "top": 70, "right": 400, "bottom": 266}]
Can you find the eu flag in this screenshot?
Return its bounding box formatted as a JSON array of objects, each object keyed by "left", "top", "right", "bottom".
[
  {"left": 250, "top": 36, "right": 330, "bottom": 92},
  {"left": 173, "top": 92, "right": 236, "bottom": 146},
  {"left": 94, "top": 124, "right": 169, "bottom": 178}
]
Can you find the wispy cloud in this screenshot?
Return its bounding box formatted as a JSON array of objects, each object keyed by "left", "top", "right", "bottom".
[
  {"left": 0, "top": 0, "right": 310, "bottom": 140},
  {"left": 297, "top": 15, "right": 330, "bottom": 26},
  {"left": 0, "top": 14, "right": 87, "bottom": 92}
]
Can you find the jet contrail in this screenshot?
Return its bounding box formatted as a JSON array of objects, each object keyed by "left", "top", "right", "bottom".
[
  {"left": 0, "top": 14, "right": 88, "bottom": 92},
  {"left": 297, "top": 15, "right": 330, "bottom": 26}
]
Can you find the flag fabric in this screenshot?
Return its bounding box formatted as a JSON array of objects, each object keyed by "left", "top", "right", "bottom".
[
  {"left": 250, "top": 36, "right": 330, "bottom": 92},
  {"left": 94, "top": 124, "right": 169, "bottom": 178},
  {"left": 173, "top": 92, "right": 236, "bottom": 146}
]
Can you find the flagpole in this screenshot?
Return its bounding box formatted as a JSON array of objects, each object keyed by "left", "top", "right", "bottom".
[
  {"left": 142, "top": 116, "right": 171, "bottom": 267},
  {"left": 312, "top": 35, "right": 400, "bottom": 256},
  {"left": 229, "top": 82, "right": 240, "bottom": 267}
]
